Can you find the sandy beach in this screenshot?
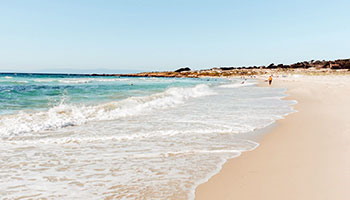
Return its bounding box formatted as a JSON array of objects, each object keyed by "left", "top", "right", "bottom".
[{"left": 196, "top": 75, "right": 350, "bottom": 200}]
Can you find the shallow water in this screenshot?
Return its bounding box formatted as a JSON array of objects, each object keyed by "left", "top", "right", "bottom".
[{"left": 0, "top": 74, "right": 295, "bottom": 199}]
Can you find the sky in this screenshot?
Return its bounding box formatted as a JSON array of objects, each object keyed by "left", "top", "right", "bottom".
[{"left": 0, "top": 0, "right": 349, "bottom": 73}]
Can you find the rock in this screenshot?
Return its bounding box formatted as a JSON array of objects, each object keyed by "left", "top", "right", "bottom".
[{"left": 174, "top": 67, "right": 191, "bottom": 73}]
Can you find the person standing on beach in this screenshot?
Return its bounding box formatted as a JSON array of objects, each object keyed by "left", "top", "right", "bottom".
[{"left": 268, "top": 75, "right": 273, "bottom": 85}]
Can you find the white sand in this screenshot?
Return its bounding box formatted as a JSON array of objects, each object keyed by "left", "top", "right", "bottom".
[{"left": 196, "top": 75, "right": 350, "bottom": 200}]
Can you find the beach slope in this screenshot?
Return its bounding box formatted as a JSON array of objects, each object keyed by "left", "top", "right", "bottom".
[{"left": 196, "top": 76, "right": 350, "bottom": 200}]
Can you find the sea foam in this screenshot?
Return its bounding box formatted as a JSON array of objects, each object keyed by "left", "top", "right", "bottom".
[
  {"left": 0, "top": 77, "right": 296, "bottom": 200},
  {"left": 0, "top": 84, "right": 214, "bottom": 136}
]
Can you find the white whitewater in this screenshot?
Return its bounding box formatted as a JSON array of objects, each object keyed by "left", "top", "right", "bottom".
[{"left": 0, "top": 79, "right": 295, "bottom": 199}]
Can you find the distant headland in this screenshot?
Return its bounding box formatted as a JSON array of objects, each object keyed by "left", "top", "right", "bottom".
[
  {"left": 2, "top": 58, "right": 350, "bottom": 78},
  {"left": 105, "top": 58, "right": 350, "bottom": 78}
]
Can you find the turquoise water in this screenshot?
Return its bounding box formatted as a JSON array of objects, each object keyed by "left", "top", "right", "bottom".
[{"left": 0, "top": 73, "right": 221, "bottom": 115}]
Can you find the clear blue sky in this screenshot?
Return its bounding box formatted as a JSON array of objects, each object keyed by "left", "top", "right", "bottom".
[{"left": 0, "top": 0, "right": 349, "bottom": 73}]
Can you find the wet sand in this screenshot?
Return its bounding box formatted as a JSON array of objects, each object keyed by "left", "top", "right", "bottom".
[{"left": 195, "top": 76, "right": 350, "bottom": 200}]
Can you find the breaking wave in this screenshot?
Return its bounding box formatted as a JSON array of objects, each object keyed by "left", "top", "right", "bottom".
[{"left": 0, "top": 84, "right": 215, "bottom": 136}]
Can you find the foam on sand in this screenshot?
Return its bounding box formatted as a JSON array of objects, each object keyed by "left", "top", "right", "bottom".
[{"left": 218, "top": 82, "right": 256, "bottom": 88}]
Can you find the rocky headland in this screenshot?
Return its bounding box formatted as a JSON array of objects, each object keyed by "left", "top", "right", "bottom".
[{"left": 93, "top": 58, "right": 350, "bottom": 78}]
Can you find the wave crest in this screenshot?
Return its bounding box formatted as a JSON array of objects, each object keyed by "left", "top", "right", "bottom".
[{"left": 0, "top": 84, "right": 214, "bottom": 136}]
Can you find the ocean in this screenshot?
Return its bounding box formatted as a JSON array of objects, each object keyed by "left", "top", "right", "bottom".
[{"left": 0, "top": 73, "right": 295, "bottom": 199}]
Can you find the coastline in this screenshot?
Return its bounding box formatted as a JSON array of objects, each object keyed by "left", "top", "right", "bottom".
[
  {"left": 195, "top": 75, "right": 350, "bottom": 200},
  {"left": 1, "top": 75, "right": 292, "bottom": 199},
  {"left": 2, "top": 74, "right": 349, "bottom": 199}
]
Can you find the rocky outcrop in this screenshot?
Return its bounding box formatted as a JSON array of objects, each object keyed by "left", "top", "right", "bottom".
[
  {"left": 174, "top": 67, "right": 191, "bottom": 72},
  {"left": 91, "top": 58, "right": 350, "bottom": 78}
]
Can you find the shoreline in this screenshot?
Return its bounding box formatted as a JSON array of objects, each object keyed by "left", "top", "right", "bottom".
[
  {"left": 186, "top": 79, "right": 295, "bottom": 200},
  {"left": 195, "top": 75, "right": 350, "bottom": 200},
  {"left": 189, "top": 121, "right": 279, "bottom": 200}
]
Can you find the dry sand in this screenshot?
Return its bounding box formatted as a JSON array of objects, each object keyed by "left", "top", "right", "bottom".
[{"left": 195, "top": 75, "right": 350, "bottom": 200}]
